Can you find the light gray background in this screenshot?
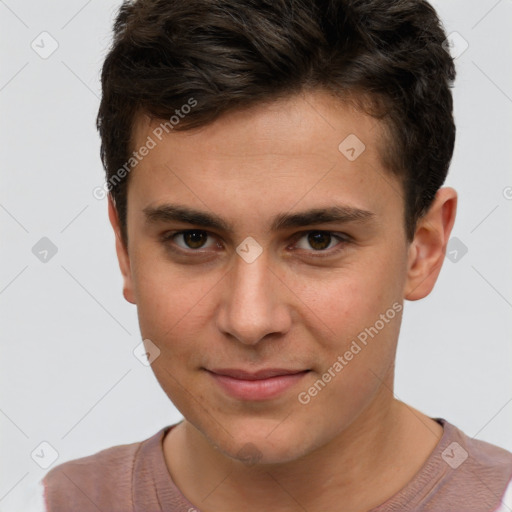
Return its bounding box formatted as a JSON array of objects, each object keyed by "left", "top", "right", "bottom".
[{"left": 1, "top": 0, "right": 511, "bottom": 510}]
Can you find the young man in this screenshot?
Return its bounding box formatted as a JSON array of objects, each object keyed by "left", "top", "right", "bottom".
[{"left": 41, "top": 0, "right": 512, "bottom": 510}]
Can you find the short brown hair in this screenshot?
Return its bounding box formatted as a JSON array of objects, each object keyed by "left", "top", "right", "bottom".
[{"left": 97, "top": 0, "right": 456, "bottom": 245}]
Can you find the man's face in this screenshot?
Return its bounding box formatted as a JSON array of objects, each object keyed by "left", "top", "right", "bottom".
[{"left": 118, "top": 90, "right": 412, "bottom": 464}]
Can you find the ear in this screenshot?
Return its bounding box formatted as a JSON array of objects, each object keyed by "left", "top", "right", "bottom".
[
  {"left": 107, "top": 194, "right": 136, "bottom": 304},
  {"left": 404, "top": 187, "right": 458, "bottom": 301}
]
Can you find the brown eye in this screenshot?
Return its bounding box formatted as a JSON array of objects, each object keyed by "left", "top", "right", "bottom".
[
  {"left": 181, "top": 230, "right": 208, "bottom": 249},
  {"left": 164, "top": 230, "right": 215, "bottom": 251},
  {"left": 307, "top": 231, "right": 333, "bottom": 250},
  {"left": 293, "top": 230, "right": 349, "bottom": 255}
]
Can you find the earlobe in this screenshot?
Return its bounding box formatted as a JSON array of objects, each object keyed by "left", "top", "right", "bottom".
[
  {"left": 404, "top": 187, "right": 458, "bottom": 301},
  {"left": 107, "top": 194, "right": 136, "bottom": 305}
]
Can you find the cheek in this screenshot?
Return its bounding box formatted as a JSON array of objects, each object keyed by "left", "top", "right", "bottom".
[
  {"left": 284, "top": 257, "right": 402, "bottom": 341},
  {"left": 131, "top": 259, "right": 217, "bottom": 411},
  {"left": 284, "top": 253, "right": 404, "bottom": 396},
  {"left": 130, "top": 249, "right": 221, "bottom": 350},
  {"left": 295, "top": 305, "right": 402, "bottom": 439}
]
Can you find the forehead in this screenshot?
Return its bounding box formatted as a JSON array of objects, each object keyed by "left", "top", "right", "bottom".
[
  {"left": 127, "top": 90, "right": 403, "bottom": 229},
  {"left": 133, "top": 90, "right": 387, "bottom": 163}
]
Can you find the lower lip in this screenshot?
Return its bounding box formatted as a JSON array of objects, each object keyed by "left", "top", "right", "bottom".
[{"left": 208, "top": 371, "right": 310, "bottom": 401}]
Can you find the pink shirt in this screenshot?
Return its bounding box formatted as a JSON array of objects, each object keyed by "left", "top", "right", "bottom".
[{"left": 42, "top": 418, "right": 512, "bottom": 511}]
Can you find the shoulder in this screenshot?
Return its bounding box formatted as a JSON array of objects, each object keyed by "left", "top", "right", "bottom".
[
  {"left": 371, "top": 418, "right": 512, "bottom": 512},
  {"left": 459, "top": 424, "right": 512, "bottom": 480},
  {"left": 436, "top": 419, "right": 512, "bottom": 510},
  {"left": 42, "top": 428, "right": 167, "bottom": 512},
  {"left": 495, "top": 478, "right": 512, "bottom": 512}
]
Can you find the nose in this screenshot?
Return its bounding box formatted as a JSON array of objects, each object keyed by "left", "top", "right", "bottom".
[{"left": 216, "top": 252, "right": 292, "bottom": 346}]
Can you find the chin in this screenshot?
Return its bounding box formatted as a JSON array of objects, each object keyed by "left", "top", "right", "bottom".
[{"left": 210, "top": 419, "right": 318, "bottom": 466}]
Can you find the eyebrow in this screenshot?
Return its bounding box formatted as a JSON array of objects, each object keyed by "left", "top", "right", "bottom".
[{"left": 143, "top": 203, "right": 375, "bottom": 232}]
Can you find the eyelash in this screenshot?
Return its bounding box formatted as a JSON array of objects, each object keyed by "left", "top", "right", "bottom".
[{"left": 161, "top": 230, "right": 351, "bottom": 258}]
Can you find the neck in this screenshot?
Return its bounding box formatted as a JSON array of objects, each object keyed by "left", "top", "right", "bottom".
[{"left": 164, "top": 388, "right": 443, "bottom": 512}]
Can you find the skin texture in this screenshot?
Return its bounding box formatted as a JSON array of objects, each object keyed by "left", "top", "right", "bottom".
[{"left": 108, "top": 90, "right": 457, "bottom": 511}]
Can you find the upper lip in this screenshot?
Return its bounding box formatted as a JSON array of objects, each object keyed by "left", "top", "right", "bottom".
[{"left": 207, "top": 368, "right": 309, "bottom": 380}]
